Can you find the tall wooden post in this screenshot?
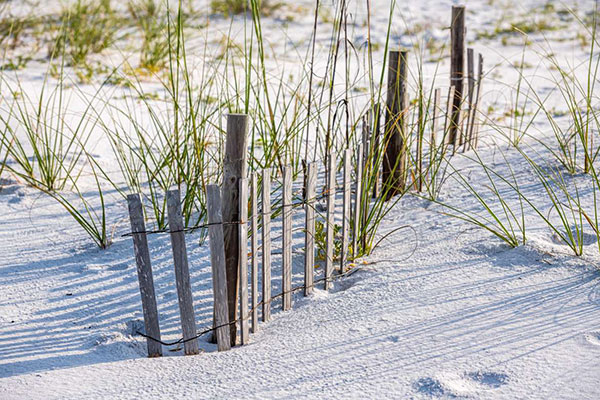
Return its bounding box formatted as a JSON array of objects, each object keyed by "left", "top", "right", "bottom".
[
  {"left": 221, "top": 113, "right": 248, "bottom": 347},
  {"left": 383, "top": 50, "right": 408, "bottom": 200},
  {"left": 450, "top": 5, "right": 465, "bottom": 146}
]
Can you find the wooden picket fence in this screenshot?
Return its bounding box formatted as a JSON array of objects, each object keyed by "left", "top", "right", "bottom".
[{"left": 125, "top": 4, "right": 485, "bottom": 358}]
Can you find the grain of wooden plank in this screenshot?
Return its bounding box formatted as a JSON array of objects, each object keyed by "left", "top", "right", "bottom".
[
  {"left": 383, "top": 50, "right": 409, "bottom": 199},
  {"left": 325, "top": 153, "right": 336, "bottom": 290},
  {"left": 304, "top": 163, "right": 316, "bottom": 296},
  {"left": 465, "top": 48, "right": 475, "bottom": 151},
  {"left": 261, "top": 169, "right": 272, "bottom": 321},
  {"left": 127, "top": 194, "right": 162, "bottom": 358},
  {"left": 238, "top": 178, "right": 249, "bottom": 344},
  {"left": 340, "top": 149, "right": 352, "bottom": 274},
  {"left": 250, "top": 172, "right": 259, "bottom": 332},
  {"left": 206, "top": 185, "right": 232, "bottom": 352},
  {"left": 166, "top": 189, "right": 199, "bottom": 355},
  {"left": 282, "top": 166, "right": 293, "bottom": 311},
  {"left": 221, "top": 113, "right": 249, "bottom": 347},
  {"left": 450, "top": 5, "right": 465, "bottom": 147}
]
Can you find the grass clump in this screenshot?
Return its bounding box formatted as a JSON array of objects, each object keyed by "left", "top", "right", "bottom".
[
  {"left": 210, "top": 0, "right": 281, "bottom": 17},
  {"left": 128, "top": 0, "right": 172, "bottom": 71},
  {"left": 51, "top": 0, "right": 121, "bottom": 66}
]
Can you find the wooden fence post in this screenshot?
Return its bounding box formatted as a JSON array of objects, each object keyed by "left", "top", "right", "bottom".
[
  {"left": 206, "top": 185, "right": 231, "bottom": 352},
  {"left": 166, "top": 189, "right": 199, "bottom": 355},
  {"left": 472, "top": 54, "right": 484, "bottom": 150},
  {"left": 360, "top": 116, "right": 370, "bottom": 250},
  {"left": 282, "top": 166, "right": 293, "bottom": 311},
  {"left": 304, "top": 162, "right": 316, "bottom": 296},
  {"left": 127, "top": 194, "right": 162, "bottom": 358},
  {"left": 341, "top": 149, "right": 352, "bottom": 273},
  {"left": 222, "top": 113, "right": 248, "bottom": 347},
  {"left": 371, "top": 103, "right": 381, "bottom": 199},
  {"left": 353, "top": 144, "right": 364, "bottom": 259},
  {"left": 238, "top": 178, "right": 249, "bottom": 345},
  {"left": 443, "top": 86, "right": 456, "bottom": 146},
  {"left": 383, "top": 49, "right": 409, "bottom": 200},
  {"left": 465, "top": 47, "right": 475, "bottom": 151},
  {"left": 450, "top": 5, "right": 465, "bottom": 147},
  {"left": 250, "top": 172, "right": 259, "bottom": 332},
  {"left": 325, "top": 152, "right": 336, "bottom": 290},
  {"left": 261, "top": 169, "right": 272, "bottom": 321}
]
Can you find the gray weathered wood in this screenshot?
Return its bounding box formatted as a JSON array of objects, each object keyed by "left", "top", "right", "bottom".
[
  {"left": 371, "top": 103, "right": 382, "bottom": 199},
  {"left": 221, "top": 113, "right": 248, "bottom": 347},
  {"left": 304, "top": 162, "right": 316, "bottom": 296},
  {"left": 324, "top": 152, "right": 336, "bottom": 290},
  {"left": 340, "top": 149, "right": 352, "bottom": 273},
  {"left": 261, "top": 169, "right": 272, "bottom": 321},
  {"left": 450, "top": 5, "right": 465, "bottom": 147},
  {"left": 282, "top": 166, "right": 293, "bottom": 311},
  {"left": 431, "top": 88, "right": 442, "bottom": 154},
  {"left": 472, "top": 54, "right": 484, "bottom": 150},
  {"left": 238, "top": 178, "right": 249, "bottom": 345},
  {"left": 250, "top": 172, "right": 259, "bottom": 332},
  {"left": 127, "top": 194, "right": 162, "bottom": 358},
  {"left": 166, "top": 189, "right": 199, "bottom": 355},
  {"left": 443, "top": 86, "right": 456, "bottom": 146},
  {"left": 206, "top": 185, "right": 232, "bottom": 352},
  {"left": 383, "top": 50, "right": 409, "bottom": 199},
  {"left": 353, "top": 144, "right": 364, "bottom": 260},
  {"left": 360, "top": 116, "right": 370, "bottom": 250},
  {"left": 465, "top": 47, "right": 475, "bottom": 151}
]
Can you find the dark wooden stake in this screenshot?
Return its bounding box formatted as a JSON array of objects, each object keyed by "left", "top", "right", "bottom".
[
  {"left": 221, "top": 113, "right": 248, "bottom": 347},
  {"left": 450, "top": 5, "right": 465, "bottom": 147},
  {"left": 383, "top": 50, "right": 409, "bottom": 200},
  {"left": 127, "top": 194, "right": 162, "bottom": 358}
]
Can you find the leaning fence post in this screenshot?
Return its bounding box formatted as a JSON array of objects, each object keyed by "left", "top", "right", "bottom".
[
  {"left": 127, "top": 194, "right": 162, "bottom": 358},
  {"left": 282, "top": 166, "right": 293, "bottom": 311},
  {"left": 206, "top": 185, "right": 232, "bottom": 352},
  {"left": 450, "top": 5, "right": 465, "bottom": 147},
  {"left": 261, "top": 169, "right": 272, "bottom": 321},
  {"left": 238, "top": 178, "right": 249, "bottom": 345},
  {"left": 250, "top": 172, "right": 259, "bottom": 332},
  {"left": 340, "top": 149, "right": 352, "bottom": 274},
  {"left": 166, "top": 189, "right": 199, "bottom": 355},
  {"left": 325, "top": 152, "right": 336, "bottom": 290},
  {"left": 304, "top": 162, "right": 316, "bottom": 296}
]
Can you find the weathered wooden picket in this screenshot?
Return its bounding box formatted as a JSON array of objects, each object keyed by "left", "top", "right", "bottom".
[{"left": 125, "top": 4, "right": 485, "bottom": 357}]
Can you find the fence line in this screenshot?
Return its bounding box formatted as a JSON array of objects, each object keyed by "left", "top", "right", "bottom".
[{"left": 125, "top": 5, "right": 485, "bottom": 355}]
